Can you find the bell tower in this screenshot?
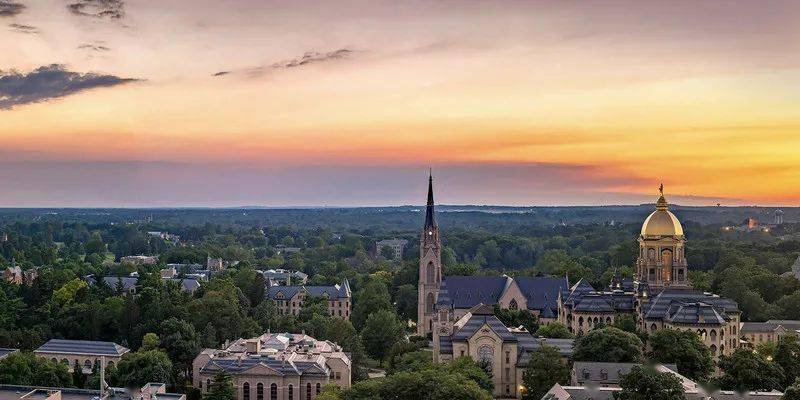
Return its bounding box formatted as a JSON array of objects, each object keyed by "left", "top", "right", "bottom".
[{"left": 418, "top": 171, "right": 442, "bottom": 336}]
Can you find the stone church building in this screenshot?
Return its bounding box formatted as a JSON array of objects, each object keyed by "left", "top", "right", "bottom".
[{"left": 420, "top": 177, "right": 742, "bottom": 399}]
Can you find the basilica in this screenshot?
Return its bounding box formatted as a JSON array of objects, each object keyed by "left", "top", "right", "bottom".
[{"left": 419, "top": 176, "right": 741, "bottom": 399}]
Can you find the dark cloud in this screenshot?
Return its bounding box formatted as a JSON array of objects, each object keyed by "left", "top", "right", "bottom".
[
  {"left": 271, "top": 49, "right": 352, "bottom": 69},
  {"left": 0, "top": 0, "right": 24, "bottom": 17},
  {"left": 68, "top": 0, "right": 124, "bottom": 19},
  {"left": 0, "top": 64, "right": 138, "bottom": 110},
  {"left": 8, "top": 23, "right": 37, "bottom": 34},
  {"left": 78, "top": 43, "right": 111, "bottom": 52},
  {"left": 214, "top": 49, "right": 354, "bottom": 78}
]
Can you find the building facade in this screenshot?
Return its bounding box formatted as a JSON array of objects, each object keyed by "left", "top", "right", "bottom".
[
  {"left": 265, "top": 281, "right": 351, "bottom": 320},
  {"left": 192, "top": 333, "right": 351, "bottom": 400},
  {"left": 34, "top": 339, "right": 129, "bottom": 373},
  {"left": 375, "top": 239, "right": 408, "bottom": 261}
]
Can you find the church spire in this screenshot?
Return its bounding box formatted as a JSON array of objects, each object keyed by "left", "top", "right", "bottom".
[{"left": 425, "top": 170, "right": 437, "bottom": 229}]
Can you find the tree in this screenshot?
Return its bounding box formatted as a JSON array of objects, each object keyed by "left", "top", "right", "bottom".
[
  {"left": 648, "top": 328, "right": 714, "bottom": 382},
  {"left": 351, "top": 280, "right": 393, "bottom": 329},
  {"left": 203, "top": 371, "right": 236, "bottom": 400},
  {"left": 361, "top": 310, "right": 405, "bottom": 363},
  {"left": 716, "top": 348, "right": 784, "bottom": 392},
  {"left": 393, "top": 284, "right": 417, "bottom": 323},
  {"left": 784, "top": 377, "right": 800, "bottom": 400},
  {"left": 613, "top": 365, "right": 685, "bottom": 400},
  {"left": 160, "top": 318, "right": 200, "bottom": 377},
  {"left": 0, "top": 352, "right": 72, "bottom": 387},
  {"left": 521, "top": 345, "right": 569, "bottom": 400},
  {"left": 113, "top": 349, "right": 173, "bottom": 387},
  {"left": 776, "top": 335, "right": 800, "bottom": 387},
  {"left": 572, "top": 327, "right": 642, "bottom": 363},
  {"left": 380, "top": 246, "right": 395, "bottom": 260},
  {"left": 611, "top": 314, "right": 637, "bottom": 334},
  {"left": 534, "top": 322, "right": 572, "bottom": 339},
  {"left": 141, "top": 332, "right": 160, "bottom": 351}
]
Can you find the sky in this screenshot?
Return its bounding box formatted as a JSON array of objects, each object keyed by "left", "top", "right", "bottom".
[{"left": 1, "top": 0, "right": 799, "bottom": 207}]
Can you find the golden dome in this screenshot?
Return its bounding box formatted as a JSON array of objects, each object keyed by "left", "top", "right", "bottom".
[{"left": 641, "top": 191, "right": 684, "bottom": 237}]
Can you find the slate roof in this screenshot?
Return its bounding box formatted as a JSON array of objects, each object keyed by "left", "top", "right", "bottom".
[
  {"left": 515, "top": 335, "right": 574, "bottom": 365},
  {"left": 265, "top": 281, "right": 351, "bottom": 300},
  {"left": 572, "top": 294, "right": 615, "bottom": 313},
  {"left": 436, "top": 276, "right": 509, "bottom": 309},
  {"left": 100, "top": 276, "right": 138, "bottom": 291},
  {"left": 641, "top": 290, "right": 738, "bottom": 321},
  {"left": 201, "top": 356, "right": 329, "bottom": 377},
  {"left": 451, "top": 313, "right": 518, "bottom": 342},
  {"left": 665, "top": 302, "right": 729, "bottom": 325},
  {"left": 516, "top": 276, "right": 569, "bottom": 314},
  {"left": 741, "top": 322, "right": 782, "bottom": 333},
  {"left": 436, "top": 275, "right": 568, "bottom": 314},
  {"left": 0, "top": 349, "right": 18, "bottom": 360},
  {"left": 35, "top": 339, "right": 129, "bottom": 357},
  {"left": 766, "top": 320, "right": 800, "bottom": 332},
  {"left": 572, "top": 362, "right": 678, "bottom": 385},
  {"left": 166, "top": 278, "right": 201, "bottom": 292}
]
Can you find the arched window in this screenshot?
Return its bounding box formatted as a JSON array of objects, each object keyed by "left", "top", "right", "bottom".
[
  {"left": 426, "top": 292, "right": 434, "bottom": 313},
  {"left": 270, "top": 383, "right": 277, "bottom": 400},
  {"left": 426, "top": 262, "right": 435, "bottom": 284},
  {"left": 606, "top": 317, "right": 612, "bottom": 324},
  {"left": 306, "top": 383, "right": 311, "bottom": 400},
  {"left": 51, "top": 357, "right": 57, "bottom": 363},
  {"left": 207, "top": 379, "right": 211, "bottom": 390},
  {"left": 316, "top": 383, "right": 321, "bottom": 394},
  {"left": 288, "top": 385, "right": 293, "bottom": 400},
  {"left": 710, "top": 330, "right": 717, "bottom": 342},
  {"left": 578, "top": 316, "right": 584, "bottom": 326},
  {"left": 650, "top": 323, "right": 657, "bottom": 331},
  {"left": 84, "top": 359, "right": 92, "bottom": 370},
  {"left": 509, "top": 299, "right": 518, "bottom": 310},
  {"left": 478, "top": 345, "right": 494, "bottom": 373},
  {"left": 648, "top": 248, "right": 655, "bottom": 261},
  {"left": 243, "top": 382, "right": 250, "bottom": 400},
  {"left": 257, "top": 383, "right": 264, "bottom": 400},
  {"left": 710, "top": 344, "right": 717, "bottom": 355}
]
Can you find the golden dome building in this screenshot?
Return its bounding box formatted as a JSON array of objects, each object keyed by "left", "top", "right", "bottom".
[{"left": 636, "top": 185, "right": 690, "bottom": 290}]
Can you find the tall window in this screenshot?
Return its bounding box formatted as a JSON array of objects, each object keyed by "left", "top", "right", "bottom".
[
  {"left": 270, "top": 384, "right": 277, "bottom": 400},
  {"left": 243, "top": 383, "right": 250, "bottom": 400},
  {"left": 509, "top": 299, "right": 518, "bottom": 310},
  {"left": 306, "top": 383, "right": 311, "bottom": 400},
  {"left": 426, "top": 292, "right": 434, "bottom": 313},
  {"left": 288, "top": 385, "right": 293, "bottom": 400},
  {"left": 478, "top": 345, "right": 494, "bottom": 373},
  {"left": 316, "top": 383, "right": 321, "bottom": 394},
  {"left": 257, "top": 383, "right": 264, "bottom": 400},
  {"left": 426, "top": 262, "right": 435, "bottom": 283}
]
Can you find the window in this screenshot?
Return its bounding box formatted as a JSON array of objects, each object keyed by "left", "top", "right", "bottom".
[
  {"left": 257, "top": 383, "right": 264, "bottom": 400},
  {"left": 316, "top": 383, "right": 321, "bottom": 394},
  {"left": 478, "top": 345, "right": 494, "bottom": 372},
  {"left": 426, "top": 292, "right": 434, "bottom": 313},
  {"left": 427, "top": 262, "right": 435, "bottom": 284},
  {"left": 505, "top": 351, "right": 510, "bottom": 364},
  {"left": 207, "top": 380, "right": 211, "bottom": 390},
  {"left": 243, "top": 383, "right": 250, "bottom": 400},
  {"left": 270, "top": 383, "right": 277, "bottom": 400},
  {"left": 600, "top": 369, "right": 608, "bottom": 381},
  {"left": 288, "top": 385, "right": 293, "bottom": 400},
  {"left": 306, "top": 383, "right": 311, "bottom": 400},
  {"left": 335, "top": 372, "right": 340, "bottom": 379},
  {"left": 460, "top": 350, "right": 465, "bottom": 357},
  {"left": 504, "top": 367, "right": 510, "bottom": 380},
  {"left": 509, "top": 299, "right": 518, "bottom": 310}
]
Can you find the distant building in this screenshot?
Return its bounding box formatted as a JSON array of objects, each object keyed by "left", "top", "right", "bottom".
[
  {"left": 85, "top": 275, "right": 201, "bottom": 294},
  {"left": 265, "top": 280, "right": 352, "bottom": 319},
  {"left": 146, "top": 231, "right": 180, "bottom": 243},
  {"left": 275, "top": 245, "right": 301, "bottom": 255},
  {"left": 34, "top": 339, "right": 129, "bottom": 373},
  {"left": 545, "top": 362, "right": 784, "bottom": 399},
  {"left": 120, "top": 255, "right": 158, "bottom": 265},
  {"left": 775, "top": 209, "right": 785, "bottom": 225},
  {"left": 740, "top": 322, "right": 788, "bottom": 347},
  {"left": 262, "top": 269, "right": 308, "bottom": 286},
  {"left": 375, "top": 239, "right": 408, "bottom": 260},
  {"left": 3, "top": 265, "right": 22, "bottom": 284},
  {"left": 206, "top": 256, "right": 224, "bottom": 271},
  {"left": 0, "top": 348, "right": 19, "bottom": 360},
  {"left": 192, "top": 332, "right": 352, "bottom": 400}
]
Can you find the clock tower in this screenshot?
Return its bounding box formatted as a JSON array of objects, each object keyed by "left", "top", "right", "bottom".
[{"left": 418, "top": 171, "right": 442, "bottom": 336}]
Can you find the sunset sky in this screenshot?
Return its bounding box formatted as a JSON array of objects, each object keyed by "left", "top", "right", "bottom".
[{"left": 1, "top": 0, "right": 799, "bottom": 207}]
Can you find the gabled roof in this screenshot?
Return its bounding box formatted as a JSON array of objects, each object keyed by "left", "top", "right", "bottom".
[
  {"left": 741, "top": 322, "right": 782, "bottom": 333},
  {"left": 35, "top": 339, "right": 129, "bottom": 357},
  {"left": 516, "top": 276, "right": 569, "bottom": 313},
  {"left": 265, "top": 283, "right": 350, "bottom": 300},
  {"left": 436, "top": 276, "right": 509, "bottom": 309},
  {"left": 642, "top": 290, "right": 739, "bottom": 320},
  {"left": 451, "top": 313, "right": 517, "bottom": 342},
  {"left": 665, "top": 302, "right": 728, "bottom": 325}
]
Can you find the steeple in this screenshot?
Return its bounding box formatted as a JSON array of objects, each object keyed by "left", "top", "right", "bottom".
[{"left": 425, "top": 170, "right": 437, "bottom": 229}]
